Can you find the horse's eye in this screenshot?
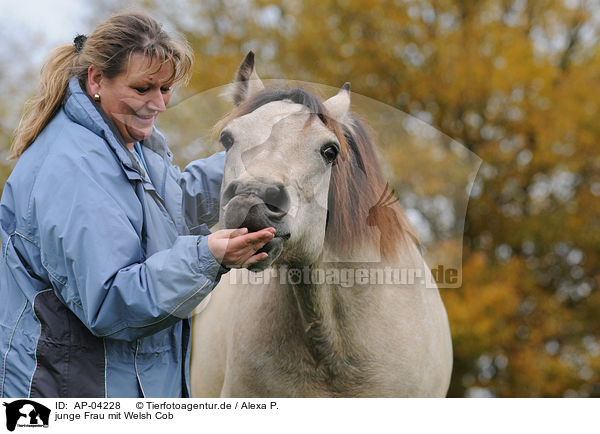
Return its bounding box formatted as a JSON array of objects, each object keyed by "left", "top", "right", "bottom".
[
  {"left": 220, "top": 131, "right": 235, "bottom": 150},
  {"left": 320, "top": 142, "right": 339, "bottom": 164}
]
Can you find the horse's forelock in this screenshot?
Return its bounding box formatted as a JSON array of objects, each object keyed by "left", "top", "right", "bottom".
[{"left": 216, "top": 88, "right": 337, "bottom": 133}]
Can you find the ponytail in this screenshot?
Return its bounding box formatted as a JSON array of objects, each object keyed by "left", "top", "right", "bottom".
[{"left": 9, "top": 45, "right": 78, "bottom": 159}]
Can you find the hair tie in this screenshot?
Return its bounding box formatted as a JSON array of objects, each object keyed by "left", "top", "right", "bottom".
[{"left": 73, "top": 34, "right": 88, "bottom": 53}]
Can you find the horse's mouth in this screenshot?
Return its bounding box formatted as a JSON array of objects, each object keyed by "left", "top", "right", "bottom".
[
  {"left": 256, "top": 231, "right": 289, "bottom": 254},
  {"left": 249, "top": 235, "right": 286, "bottom": 272}
]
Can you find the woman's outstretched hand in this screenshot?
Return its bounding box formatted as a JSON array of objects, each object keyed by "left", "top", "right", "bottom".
[{"left": 207, "top": 227, "right": 276, "bottom": 268}]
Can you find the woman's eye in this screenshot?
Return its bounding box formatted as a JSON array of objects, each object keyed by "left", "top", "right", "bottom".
[
  {"left": 134, "top": 87, "right": 150, "bottom": 94},
  {"left": 160, "top": 87, "right": 172, "bottom": 93}
]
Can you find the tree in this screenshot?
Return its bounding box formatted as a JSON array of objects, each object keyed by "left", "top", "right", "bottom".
[{"left": 3, "top": 0, "right": 599, "bottom": 396}]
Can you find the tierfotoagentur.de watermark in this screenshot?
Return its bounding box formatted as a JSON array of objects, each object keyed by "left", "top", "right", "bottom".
[{"left": 229, "top": 264, "right": 458, "bottom": 289}]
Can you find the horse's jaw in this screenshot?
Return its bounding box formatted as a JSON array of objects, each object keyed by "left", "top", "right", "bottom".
[{"left": 247, "top": 235, "right": 323, "bottom": 272}]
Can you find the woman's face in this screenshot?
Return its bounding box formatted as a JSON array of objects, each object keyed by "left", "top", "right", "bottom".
[{"left": 91, "top": 54, "right": 174, "bottom": 146}]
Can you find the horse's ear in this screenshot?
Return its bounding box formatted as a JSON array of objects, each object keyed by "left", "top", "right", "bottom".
[
  {"left": 231, "top": 51, "right": 265, "bottom": 106},
  {"left": 323, "top": 82, "right": 351, "bottom": 123}
]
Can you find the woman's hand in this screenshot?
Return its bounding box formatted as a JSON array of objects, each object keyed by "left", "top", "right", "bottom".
[{"left": 207, "top": 227, "right": 276, "bottom": 268}]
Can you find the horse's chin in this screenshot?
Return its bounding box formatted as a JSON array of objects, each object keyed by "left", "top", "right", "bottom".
[{"left": 247, "top": 236, "right": 284, "bottom": 272}]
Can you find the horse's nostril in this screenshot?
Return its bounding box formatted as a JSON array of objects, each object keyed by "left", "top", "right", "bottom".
[
  {"left": 264, "top": 184, "right": 289, "bottom": 218},
  {"left": 266, "top": 203, "right": 282, "bottom": 213}
]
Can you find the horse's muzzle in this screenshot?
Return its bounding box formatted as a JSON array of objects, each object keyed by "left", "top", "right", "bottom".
[
  {"left": 222, "top": 181, "right": 290, "bottom": 222},
  {"left": 221, "top": 181, "right": 291, "bottom": 270}
]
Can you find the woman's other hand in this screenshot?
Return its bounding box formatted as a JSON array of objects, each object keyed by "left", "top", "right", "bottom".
[{"left": 207, "top": 227, "right": 276, "bottom": 268}]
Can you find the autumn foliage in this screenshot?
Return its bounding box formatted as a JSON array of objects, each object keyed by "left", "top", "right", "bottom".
[{"left": 1, "top": 0, "right": 599, "bottom": 396}]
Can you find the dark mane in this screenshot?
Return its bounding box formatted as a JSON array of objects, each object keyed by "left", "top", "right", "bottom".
[{"left": 216, "top": 87, "right": 416, "bottom": 262}]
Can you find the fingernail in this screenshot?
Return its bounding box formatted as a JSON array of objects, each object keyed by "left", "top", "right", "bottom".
[{"left": 240, "top": 228, "right": 248, "bottom": 233}]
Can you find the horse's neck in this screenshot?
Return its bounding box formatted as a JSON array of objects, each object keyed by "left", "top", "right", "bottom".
[
  {"left": 282, "top": 263, "right": 369, "bottom": 368},
  {"left": 287, "top": 263, "right": 369, "bottom": 324},
  {"left": 278, "top": 243, "right": 427, "bottom": 359}
]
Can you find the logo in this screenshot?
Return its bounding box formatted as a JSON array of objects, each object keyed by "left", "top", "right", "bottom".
[{"left": 3, "top": 400, "right": 50, "bottom": 431}]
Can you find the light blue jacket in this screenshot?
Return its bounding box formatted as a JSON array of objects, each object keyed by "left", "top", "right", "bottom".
[{"left": 0, "top": 77, "right": 226, "bottom": 398}]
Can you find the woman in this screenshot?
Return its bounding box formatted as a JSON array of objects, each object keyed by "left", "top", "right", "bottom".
[{"left": 0, "top": 12, "right": 274, "bottom": 398}]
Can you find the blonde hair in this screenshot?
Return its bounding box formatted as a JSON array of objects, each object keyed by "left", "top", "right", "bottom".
[{"left": 9, "top": 11, "right": 193, "bottom": 159}]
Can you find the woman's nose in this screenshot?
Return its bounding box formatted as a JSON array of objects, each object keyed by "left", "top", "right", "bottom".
[{"left": 147, "top": 89, "right": 167, "bottom": 112}]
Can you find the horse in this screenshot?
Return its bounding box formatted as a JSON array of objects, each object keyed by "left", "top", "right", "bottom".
[{"left": 190, "top": 52, "right": 453, "bottom": 397}]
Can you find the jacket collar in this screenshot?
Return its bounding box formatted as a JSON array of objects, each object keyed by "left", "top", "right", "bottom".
[{"left": 63, "top": 77, "right": 167, "bottom": 183}]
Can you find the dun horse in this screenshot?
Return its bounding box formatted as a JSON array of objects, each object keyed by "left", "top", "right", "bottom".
[{"left": 191, "top": 52, "right": 452, "bottom": 397}]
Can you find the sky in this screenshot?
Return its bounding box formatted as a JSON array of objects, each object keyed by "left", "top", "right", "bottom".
[
  {"left": 0, "top": 0, "right": 87, "bottom": 71},
  {"left": 0, "top": 0, "right": 90, "bottom": 129},
  {"left": 0, "top": 0, "right": 88, "bottom": 66}
]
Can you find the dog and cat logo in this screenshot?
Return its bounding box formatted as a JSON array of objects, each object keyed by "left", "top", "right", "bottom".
[{"left": 3, "top": 400, "right": 50, "bottom": 431}]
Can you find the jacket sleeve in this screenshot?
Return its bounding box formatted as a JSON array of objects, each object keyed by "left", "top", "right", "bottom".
[
  {"left": 33, "top": 154, "right": 227, "bottom": 342},
  {"left": 177, "top": 151, "right": 225, "bottom": 231}
]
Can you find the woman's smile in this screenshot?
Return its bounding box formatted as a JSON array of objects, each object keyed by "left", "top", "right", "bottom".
[{"left": 132, "top": 112, "right": 157, "bottom": 126}]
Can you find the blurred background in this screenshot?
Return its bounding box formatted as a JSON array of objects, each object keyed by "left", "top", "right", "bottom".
[{"left": 1, "top": 0, "right": 599, "bottom": 397}]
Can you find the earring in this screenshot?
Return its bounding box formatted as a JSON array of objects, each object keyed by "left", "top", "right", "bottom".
[{"left": 94, "top": 93, "right": 100, "bottom": 102}]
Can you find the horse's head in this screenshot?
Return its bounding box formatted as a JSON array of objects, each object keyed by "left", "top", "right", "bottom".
[{"left": 217, "top": 52, "right": 351, "bottom": 270}]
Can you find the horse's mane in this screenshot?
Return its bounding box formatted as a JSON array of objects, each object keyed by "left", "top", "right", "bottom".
[{"left": 216, "top": 87, "right": 417, "bottom": 262}]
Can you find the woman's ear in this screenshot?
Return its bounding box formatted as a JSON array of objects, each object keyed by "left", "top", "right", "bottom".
[{"left": 87, "top": 65, "right": 103, "bottom": 96}]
